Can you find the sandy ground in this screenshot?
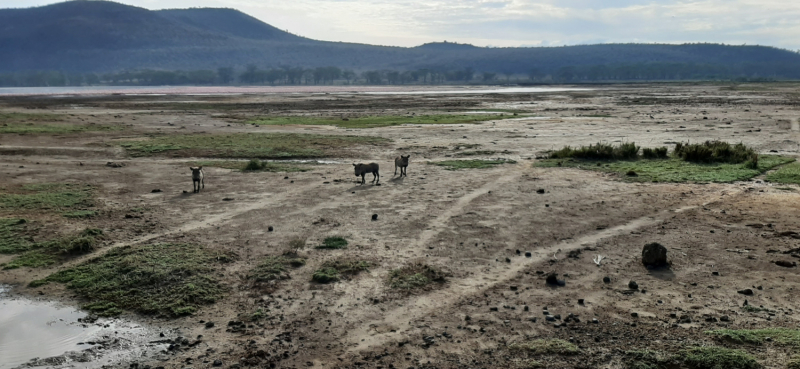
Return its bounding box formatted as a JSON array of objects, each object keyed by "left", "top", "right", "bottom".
[{"left": 1, "top": 83, "right": 799, "bottom": 368}]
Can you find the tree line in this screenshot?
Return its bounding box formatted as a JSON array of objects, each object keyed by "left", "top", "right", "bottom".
[{"left": 1, "top": 62, "right": 799, "bottom": 87}]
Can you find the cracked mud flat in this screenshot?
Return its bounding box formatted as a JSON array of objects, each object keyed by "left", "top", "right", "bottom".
[{"left": 0, "top": 84, "right": 799, "bottom": 368}]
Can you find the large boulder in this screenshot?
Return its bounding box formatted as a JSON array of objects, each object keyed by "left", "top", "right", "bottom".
[{"left": 642, "top": 242, "right": 668, "bottom": 267}]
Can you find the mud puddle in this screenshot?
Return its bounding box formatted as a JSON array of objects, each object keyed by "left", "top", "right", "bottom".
[{"left": 0, "top": 285, "right": 169, "bottom": 369}]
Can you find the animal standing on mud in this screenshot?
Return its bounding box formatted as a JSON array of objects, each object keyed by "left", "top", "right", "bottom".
[
  {"left": 354, "top": 163, "right": 380, "bottom": 185},
  {"left": 394, "top": 155, "right": 410, "bottom": 177},
  {"left": 190, "top": 166, "right": 204, "bottom": 193}
]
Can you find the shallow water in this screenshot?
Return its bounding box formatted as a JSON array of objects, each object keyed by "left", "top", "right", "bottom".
[{"left": 0, "top": 285, "right": 161, "bottom": 369}]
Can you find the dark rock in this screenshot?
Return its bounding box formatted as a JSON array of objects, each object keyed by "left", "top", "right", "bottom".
[
  {"left": 536, "top": 189, "right": 545, "bottom": 194},
  {"left": 578, "top": 299, "right": 585, "bottom": 305},
  {"left": 546, "top": 273, "right": 565, "bottom": 286},
  {"left": 268, "top": 226, "right": 274, "bottom": 232},
  {"left": 546, "top": 315, "right": 556, "bottom": 322},
  {"left": 151, "top": 189, "right": 162, "bottom": 193},
  {"left": 720, "top": 315, "right": 730, "bottom": 322},
  {"left": 205, "top": 321, "right": 215, "bottom": 328},
  {"left": 631, "top": 312, "right": 639, "bottom": 318},
  {"left": 525, "top": 252, "right": 532, "bottom": 257},
  {"left": 603, "top": 276, "right": 611, "bottom": 283},
  {"left": 628, "top": 281, "right": 639, "bottom": 290},
  {"left": 509, "top": 286, "right": 518, "bottom": 291},
  {"left": 464, "top": 315, "right": 471, "bottom": 321},
  {"left": 490, "top": 307, "right": 498, "bottom": 312},
  {"left": 775, "top": 260, "right": 797, "bottom": 268},
  {"left": 372, "top": 214, "right": 378, "bottom": 221},
  {"left": 222, "top": 198, "right": 235, "bottom": 201},
  {"left": 505, "top": 257, "right": 511, "bottom": 263},
  {"left": 712, "top": 271, "right": 720, "bottom": 276},
  {"left": 642, "top": 242, "right": 668, "bottom": 267},
  {"left": 738, "top": 289, "right": 754, "bottom": 296},
  {"left": 212, "top": 360, "right": 222, "bottom": 367}
]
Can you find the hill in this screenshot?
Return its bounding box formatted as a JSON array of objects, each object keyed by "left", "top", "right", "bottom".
[{"left": 0, "top": 0, "right": 799, "bottom": 82}]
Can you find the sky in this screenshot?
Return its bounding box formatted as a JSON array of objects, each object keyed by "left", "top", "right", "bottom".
[{"left": 3, "top": 0, "right": 800, "bottom": 50}]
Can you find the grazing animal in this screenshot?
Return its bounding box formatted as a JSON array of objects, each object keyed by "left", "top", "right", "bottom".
[
  {"left": 353, "top": 163, "right": 380, "bottom": 185},
  {"left": 394, "top": 155, "right": 410, "bottom": 177},
  {"left": 190, "top": 166, "right": 204, "bottom": 193}
]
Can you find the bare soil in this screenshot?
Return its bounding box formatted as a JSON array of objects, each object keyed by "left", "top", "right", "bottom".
[{"left": 1, "top": 83, "right": 800, "bottom": 369}]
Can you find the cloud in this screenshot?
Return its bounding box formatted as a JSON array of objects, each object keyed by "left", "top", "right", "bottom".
[{"left": 5, "top": 0, "right": 800, "bottom": 50}]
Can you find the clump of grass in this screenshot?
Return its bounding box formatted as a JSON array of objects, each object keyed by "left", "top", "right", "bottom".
[
  {"left": 508, "top": 339, "right": 579, "bottom": 356},
  {"left": 247, "top": 114, "right": 510, "bottom": 129},
  {"left": 454, "top": 150, "right": 499, "bottom": 157},
  {"left": 316, "top": 236, "right": 348, "bottom": 250},
  {"left": 248, "top": 252, "right": 306, "bottom": 283},
  {"left": 388, "top": 263, "right": 447, "bottom": 290},
  {"left": 120, "top": 133, "right": 389, "bottom": 158},
  {"left": 674, "top": 141, "right": 756, "bottom": 164},
  {"left": 431, "top": 159, "right": 516, "bottom": 170},
  {"left": 535, "top": 155, "right": 793, "bottom": 183},
  {"left": 3, "top": 228, "right": 103, "bottom": 269},
  {"left": 642, "top": 147, "right": 669, "bottom": 159},
  {"left": 706, "top": 328, "right": 800, "bottom": 346},
  {"left": 549, "top": 142, "right": 639, "bottom": 160},
  {"left": 33, "top": 243, "right": 233, "bottom": 317},
  {"left": 741, "top": 305, "right": 770, "bottom": 313},
  {"left": 0, "top": 218, "right": 31, "bottom": 254},
  {"left": 788, "top": 355, "right": 800, "bottom": 369},
  {"left": 312, "top": 259, "right": 370, "bottom": 283},
  {"left": 680, "top": 346, "right": 760, "bottom": 369},
  {"left": 0, "top": 183, "right": 94, "bottom": 211}
]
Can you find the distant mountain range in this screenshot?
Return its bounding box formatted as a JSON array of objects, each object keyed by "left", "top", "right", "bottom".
[{"left": 1, "top": 0, "right": 800, "bottom": 80}]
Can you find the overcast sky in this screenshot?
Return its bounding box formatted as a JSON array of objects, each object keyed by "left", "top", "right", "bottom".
[{"left": 5, "top": 0, "right": 800, "bottom": 50}]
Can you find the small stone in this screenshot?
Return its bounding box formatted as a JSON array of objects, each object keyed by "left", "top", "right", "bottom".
[
  {"left": 212, "top": 360, "right": 222, "bottom": 367},
  {"left": 578, "top": 299, "right": 585, "bottom": 305},
  {"left": 738, "top": 289, "right": 754, "bottom": 296},
  {"left": 546, "top": 273, "right": 564, "bottom": 286},
  {"left": 603, "top": 276, "right": 611, "bottom": 283},
  {"left": 720, "top": 315, "right": 730, "bottom": 322},
  {"left": 205, "top": 322, "right": 215, "bottom": 328},
  {"left": 268, "top": 226, "right": 274, "bottom": 232},
  {"left": 536, "top": 189, "right": 545, "bottom": 194},
  {"left": 372, "top": 214, "right": 378, "bottom": 221},
  {"left": 151, "top": 189, "right": 162, "bottom": 193},
  {"left": 546, "top": 315, "right": 556, "bottom": 321},
  {"left": 525, "top": 252, "right": 532, "bottom": 257},
  {"left": 628, "top": 281, "right": 639, "bottom": 290},
  {"left": 490, "top": 307, "right": 498, "bottom": 312},
  {"left": 712, "top": 271, "right": 720, "bottom": 276},
  {"left": 222, "top": 197, "right": 234, "bottom": 201},
  {"left": 464, "top": 315, "right": 471, "bottom": 321},
  {"left": 592, "top": 318, "right": 599, "bottom": 324},
  {"left": 505, "top": 257, "right": 511, "bottom": 263},
  {"left": 631, "top": 312, "right": 639, "bottom": 318},
  {"left": 523, "top": 305, "right": 529, "bottom": 311}
]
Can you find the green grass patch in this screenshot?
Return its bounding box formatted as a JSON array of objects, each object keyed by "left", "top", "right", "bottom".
[
  {"left": 535, "top": 156, "right": 794, "bottom": 183},
  {"left": 431, "top": 159, "right": 516, "bottom": 170},
  {"left": 247, "top": 114, "right": 510, "bottom": 129},
  {"left": 316, "top": 236, "right": 348, "bottom": 250},
  {"left": 312, "top": 259, "right": 370, "bottom": 283},
  {"left": 766, "top": 162, "right": 800, "bottom": 185},
  {"left": 680, "top": 346, "right": 760, "bottom": 369},
  {"left": 742, "top": 305, "right": 770, "bottom": 313},
  {"left": 0, "top": 218, "right": 31, "bottom": 254},
  {"left": 33, "top": 243, "right": 233, "bottom": 317},
  {"left": 3, "top": 228, "right": 103, "bottom": 269},
  {"left": 453, "top": 150, "right": 499, "bottom": 157},
  {"left": 706, "top": 328, "right": 800, "bottom": 346},
  {"left": 119, "top": 133, "right": 388, "bottom": 159},
  {"left": 248, "top": 252, "right": 306, "bottom": 283},
  {"left": 0, "top": 183, "right": 94, "bottom": 211},
  {"left": 388, "top": 263, "right": 446, "bottom": 290},
  {"left": 62, "top": 210, "right": 98, "bottom": 219},
  {"left": 508, "top": 339, "right": 579, "bottom": 356}
]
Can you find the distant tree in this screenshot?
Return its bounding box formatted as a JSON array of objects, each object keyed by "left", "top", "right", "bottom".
[
  {"left": 342, "top": 70, "right": 356, "bottom": 84},
  {"left": 217, "top": 67, "right": 234, "bottom": 84},
  {"left": 363, "top": 70, "right": 382, "bottom": 84}
]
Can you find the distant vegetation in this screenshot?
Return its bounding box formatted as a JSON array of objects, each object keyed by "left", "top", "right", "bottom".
[{"left": 538, "top": 142, "right": 793, "bottom": 183}]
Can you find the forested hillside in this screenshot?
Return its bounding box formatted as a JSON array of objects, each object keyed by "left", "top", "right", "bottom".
[{"left": 1, "top": 0, "right": 799, "bottom": 85}]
